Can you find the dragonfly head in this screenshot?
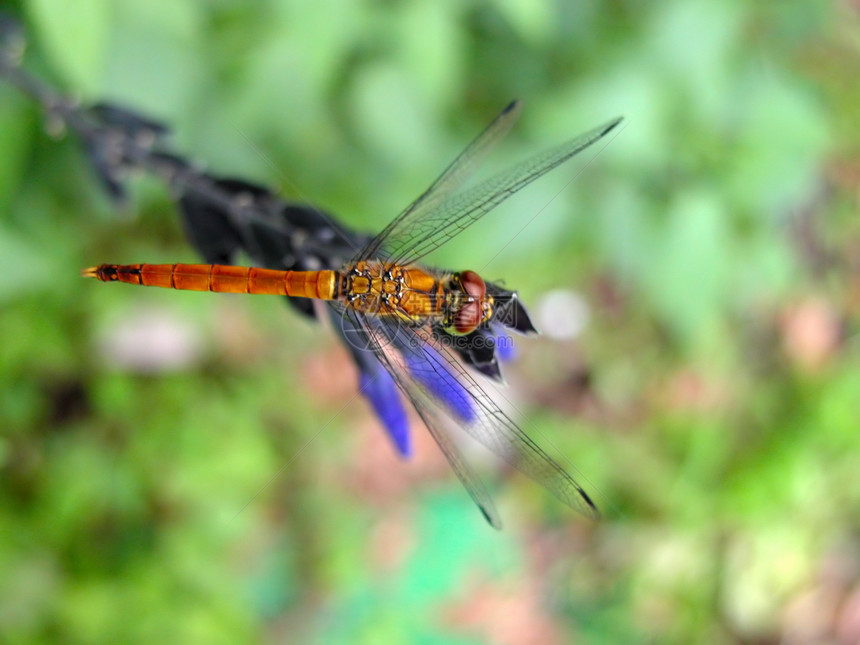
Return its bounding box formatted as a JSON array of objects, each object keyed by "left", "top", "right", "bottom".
[{"left": 445, "top": 270, "right": 494, "bottom": 335}]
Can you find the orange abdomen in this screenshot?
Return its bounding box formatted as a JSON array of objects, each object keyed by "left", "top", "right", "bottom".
[{"left": 82, "top": 263, "right": 338, "bottom": 300}]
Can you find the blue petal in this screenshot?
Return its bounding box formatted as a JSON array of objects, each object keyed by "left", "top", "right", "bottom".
[
  {"left": 405, "top": 345, "right": 476, "bottom": 424},
  {"left": 494, "top": 330, "right": 516, "bottom": 362},
  {"left": 359, "top": 365, "right": 412, "bottom": 457},
  {"left": 329, "top": 307, "right": 412, "bottom": 458}
]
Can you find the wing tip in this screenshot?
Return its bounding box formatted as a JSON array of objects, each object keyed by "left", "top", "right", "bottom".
[
  {"left": 480, "top": 504, "right": 504, "bottom": 530},
  {"left": 579, "top": 487, "right": 602, "bottom": 520},
  {"left": 602, "top": 116, "right": 624, "bottom": 136},
  {"left": 502, "top": 99, "right": 521, "bottom": 115}
]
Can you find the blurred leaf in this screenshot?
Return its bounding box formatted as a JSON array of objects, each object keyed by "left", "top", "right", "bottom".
[
  {"left": 0, "top": 229, "right": 56, "bottom": 303},
  {"left": 27, "top": 0, "right": 113, "bottom": 91},
  {"left": 490, "top": 0, "right": 554, "bottom": 46},
  {"left": 0, "top": 86, "right": 34, "bottom": 214},
  {"left": 99, "top": 1, "right": 203, "bottom": 116},
  {"left": 395, "top": 1, "right": 466, "bottom": 111},
  {"left": 640, "top": 189, "right": 731, "bottom": 349}
]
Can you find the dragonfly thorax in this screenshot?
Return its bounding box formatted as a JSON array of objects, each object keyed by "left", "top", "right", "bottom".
[
  {"left": 339, "top": 261, "right": 493, "bottom": 333},
  {"left": 341, "top": 261, "right": 438, "bottom": 323}
]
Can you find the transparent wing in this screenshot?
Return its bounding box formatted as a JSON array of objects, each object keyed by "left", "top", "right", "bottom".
[
  {"left": 361, "top": 114, "right": 623, "bottom": 267},
  {"left": 357, "top": 100, "right": 523, "bottom": 264},
  {"left": 399, "top": 325, "right": 600, "bottom": 520},
  {"left": 332, "top": 303, "right": 600, "bottom": 525},
  {"left": 332, "top": 302, "right": 502, "bottom": 528}
]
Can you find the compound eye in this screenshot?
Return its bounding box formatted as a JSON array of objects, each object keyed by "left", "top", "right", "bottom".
[
  {"left": 451, "top": 271, "right": 487, "bottom": 335},
  {"left": 452, "top": 301, "right": 481, "bottom": 334},
  {"left": 459, "top": 270, "right": 486, "bottom": 300}
]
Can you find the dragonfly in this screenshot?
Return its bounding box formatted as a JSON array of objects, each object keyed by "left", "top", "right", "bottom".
[
  {"left": 84, "top": 100, "right": 621, "bottom": 528},
  {"left": 2, "top": 15, "right": 555, "bottom": 519}
]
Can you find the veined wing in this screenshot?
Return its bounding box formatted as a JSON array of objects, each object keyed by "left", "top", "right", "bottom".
[
  {"left": 358, "top": 100, "right": 523, "bottom": 264},
  {"left": 333, "top": 302, "right": 502, "bottom": 527},
  {"left": 333, "top": 303, "right": 600, "bottom": 527},
  {"left": 365, "top": 114, "right": 622, "bottom": 267}
]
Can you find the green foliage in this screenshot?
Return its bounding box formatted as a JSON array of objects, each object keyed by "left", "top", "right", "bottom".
[{"left": 1, "top": 0, "right": 857, "bottom": 642}]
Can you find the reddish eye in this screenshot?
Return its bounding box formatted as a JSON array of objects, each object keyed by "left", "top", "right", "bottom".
[
  {"left": 452, "top": 271, "right": 486, "bottom": 334},
  {"left": 453, "top": 301, "right": 481, "bottom": 334},
  {"left": 459, "top": 270, "right": 486, "bottom": 300}
]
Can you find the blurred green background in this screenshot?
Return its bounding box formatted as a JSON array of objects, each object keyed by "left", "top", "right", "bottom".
[{"left": 1, "top": 0, "right": 858, "bottom": 642}]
